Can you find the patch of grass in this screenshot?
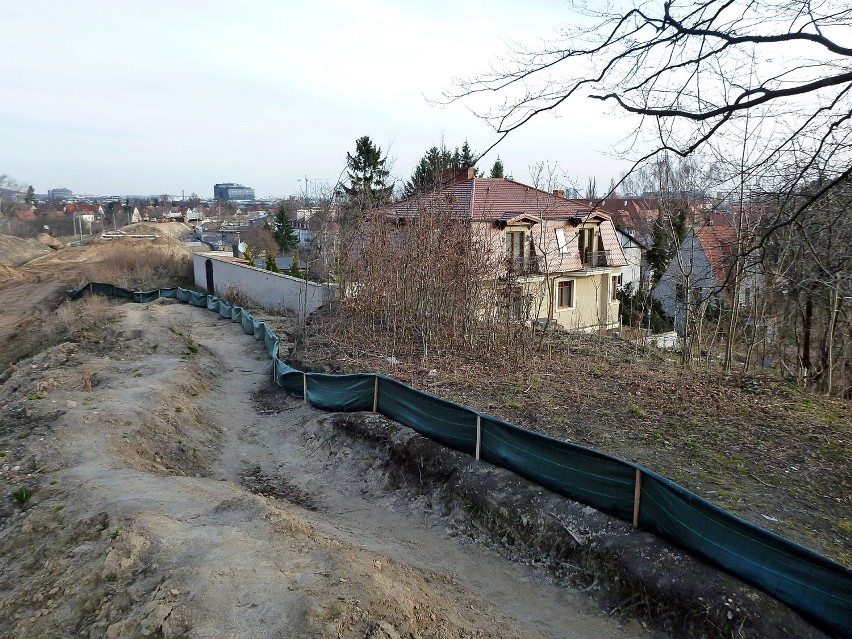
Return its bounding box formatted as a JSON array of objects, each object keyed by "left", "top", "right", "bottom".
[
  {"left": 0, "top": 450, "right": 6, "bottom": 458},
  {"left": 110, "top": 526, "right": 123, "bottom": 540},
  {"left": 49, "top": 479, "right": 58, "bottom": 485},
  {"left": 627, "top": 403, "right": 646, "bottom": 418},
  {"left": 104, "top": 572, "right": 118, "bottom": 583},
  {"left": 54, "top": 503, "right": 65, "bottom": 512},
  {"left": 25, "top": 393, "right": 47, "bottom": 401},
  {"left": 13, "top": 487, "right": 32, "bottom": 504},
  {"left": 836, "top": 520, "right": 852, "bottom": 534}
]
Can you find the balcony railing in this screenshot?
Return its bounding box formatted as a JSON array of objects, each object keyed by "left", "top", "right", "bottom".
[
  {"left": 581, "top": 249, "right": 612, "bottom": 268},
  {"left": 506, "top": 255, "right": 541, "bottom": 275}
]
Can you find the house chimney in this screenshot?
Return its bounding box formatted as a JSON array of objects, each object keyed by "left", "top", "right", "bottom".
[
  {"left": 439, "top": 167, "right": 475, "bottom": 184},
  {"left": 553, "top": 189, "right": 565, "bottom": 198}
]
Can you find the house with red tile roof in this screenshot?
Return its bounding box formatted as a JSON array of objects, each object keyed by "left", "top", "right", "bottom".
[
  {"left": 367, "top": 168, "right": 628, "bottom": 332},
  {"left": 652, "top": 218, "right": 762, "bottom": 335},
  {"left": 570, "top": 197, "right": 660, "bottom": 247}
]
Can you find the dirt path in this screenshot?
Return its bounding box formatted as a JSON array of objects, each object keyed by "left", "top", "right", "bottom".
[{"left": 0, "top": 300, "right": 650, "bottom": 638}]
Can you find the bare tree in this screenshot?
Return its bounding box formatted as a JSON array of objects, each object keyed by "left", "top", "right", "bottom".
[{"left": 449, "top": 0, "right": 852, "bottom": 247}]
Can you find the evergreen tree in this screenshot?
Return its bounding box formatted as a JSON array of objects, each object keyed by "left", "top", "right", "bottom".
[
  {"left": 646, "top": 206, "right": 688, "bottom": 283},
  {"left": 273, "top": 203, "right": 298, "bottom": 252},
  {"left": 264, "top": 251, "right": 280, "bottom": 272},
  {"left": 404, "top": 146, "right": 451, "bottom": 197},
  {"left": 342, "top": 136, "right": 394, "bottom": 214},
  {"left": 459, "top": 141, "right": 475, "bottom": 168},
  {"left": 403, "top": 141, "right": 478, "bottom": 198},
  {"left": 288, "top": 253, "right": 302, "bottom": 278},
  {"left": 25, "top": 185, "right": 35, "bottom": 204},
  {"left": 489, "top": 158, "right": 505, "bottom": 179}
]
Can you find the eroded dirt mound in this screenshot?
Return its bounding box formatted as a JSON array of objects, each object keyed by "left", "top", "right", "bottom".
[
  {"left": 36, "top": 233, "right": 64, "bottom": 250},
  {"left": 0, "top": 234, "right": 52, "bottom": 267}
]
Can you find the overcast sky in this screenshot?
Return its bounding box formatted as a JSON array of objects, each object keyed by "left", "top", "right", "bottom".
[{"left": 1, "top": 0, "right": 638, "bottom": 198}]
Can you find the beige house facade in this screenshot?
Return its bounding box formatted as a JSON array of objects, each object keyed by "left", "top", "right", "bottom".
[{"left": 371, "top": 169, "right": 627, "bottom": 333}]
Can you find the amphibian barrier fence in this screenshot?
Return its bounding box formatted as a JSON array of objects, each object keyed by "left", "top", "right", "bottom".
[{"left": 68, "top": 282, "right": 852, "bottom": 638}]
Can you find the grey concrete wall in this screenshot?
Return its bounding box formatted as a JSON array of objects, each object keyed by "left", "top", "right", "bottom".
[{"left": 193, "top": 252, "right": 336, "bottom": 316}]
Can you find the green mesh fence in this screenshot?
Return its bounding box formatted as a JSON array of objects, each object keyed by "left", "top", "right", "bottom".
[
  {"left": 480, "top": 416, "right": 636, "bottom": 521},
  {"left": 65, "top": 283, "right": 852, "bottom": 637},
  {"left": 377, "top": 376, "right": 478, "bottom": 456}
]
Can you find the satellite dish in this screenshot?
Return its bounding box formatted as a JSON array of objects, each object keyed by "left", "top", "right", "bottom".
[{"left": 237, "top": 242, "right": 247, "bottom": 253}]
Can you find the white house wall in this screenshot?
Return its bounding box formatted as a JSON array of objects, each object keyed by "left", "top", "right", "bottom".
[{"left": 193, "top": 253, "right": 336, "bottom": 316}]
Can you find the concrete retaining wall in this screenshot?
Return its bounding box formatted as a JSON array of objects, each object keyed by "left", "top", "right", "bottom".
[{"left": 193, "top": 252, "right": 336, "bottom": 316}]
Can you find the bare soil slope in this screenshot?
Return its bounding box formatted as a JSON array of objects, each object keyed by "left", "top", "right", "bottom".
[{"left": 0, "top": 300, "right": 650, "bottom": 639}]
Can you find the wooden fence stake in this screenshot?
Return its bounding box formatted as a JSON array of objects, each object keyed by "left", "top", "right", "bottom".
[
  {"left": 373, "top": 376, "right": 379, "bottom": 413},
  {"left": 303, "top": 373, "right": 308, "bottom": 405},
  {"left": 632, "top": 469, "right": 642, "bottom": 528},
  {"left": 475, "top": 415, "right": 482, "bottom": 461}
]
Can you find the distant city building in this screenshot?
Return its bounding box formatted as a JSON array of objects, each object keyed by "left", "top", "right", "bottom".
[
  {"left": 214, "top": 182, "right": 255, "bottom": 201},
  {"left": 48, "top": 187, "right": 73, "bottom": 201}
]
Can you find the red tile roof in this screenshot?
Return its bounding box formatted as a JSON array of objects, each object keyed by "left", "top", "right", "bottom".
[
  {"left": 371, "top": 177, "right": 628, "bottom": 270},
  {"left": 64, "top": 203, "right": 99, "bottom": 214},
  {"left": 569, "top": 198, "right": 660, "bottom": 239},
  {"left": 382, "top": 178, "right": 594, "bottom": 220},
  {"left": 695, "top": 222, "right": 738, "bottom": 289}
]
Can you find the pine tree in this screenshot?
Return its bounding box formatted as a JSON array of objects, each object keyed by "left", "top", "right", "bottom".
[
  {"left": 404, "top": 146, "right": 450, "bottom": 197},
  {"left": 273, "top": 203, "right": 298, "bottom": 252},
  {"left": 342, "top": 136, "right": 394, "bottom": 214},
  {"left": 489, "top": 158, "right": 505, "bottom": 179},
  {"left": 460, "top": 141, "right": 475, "bottom": 168},
  {"left": 25, "top": 185, "right": 35, "bottom": 204},
  {"left": 404, "top": 142, "right": 478, "bottom": 198},
  {"left": 264, "top": 251, "right": 280, "bottom": 272},
  {"left": 288, "top": 253, "right": 302, "bottom": 279}
]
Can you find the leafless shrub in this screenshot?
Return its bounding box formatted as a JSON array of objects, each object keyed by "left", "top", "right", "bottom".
[
  {"left": 219, "top": 283, "right": 254, "bottom": 309},
  {"left": 54, "top": 295, "right": 120, "bottom": 336},
  {"left": 320, "top": 191, "right": 536, "bottom": 363}
]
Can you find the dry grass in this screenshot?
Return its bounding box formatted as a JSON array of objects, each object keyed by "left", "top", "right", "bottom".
[
  {"left": 219, "top": 283, "right": 254, "bottom": 309},
  {"left": 84, "top": 242, "right": 193, "bottom": 290},
  {"left": 54, "top": 294, "right": 120, "bottom": 335}
]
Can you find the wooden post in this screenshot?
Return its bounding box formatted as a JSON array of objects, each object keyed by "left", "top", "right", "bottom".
[
  {"left": 372, "top": 376, "right": 379, "bottom": 413},
  {"left": 475, "top": 415, "right": 482, "bottom": 461},
  {"left": 303, "top": 373, "right": 308, "bottom": 405},
  {"left": 632, "top": 468, "right": 642, "bottom": 528}
]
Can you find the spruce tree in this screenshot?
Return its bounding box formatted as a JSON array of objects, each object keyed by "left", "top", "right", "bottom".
[
  {"left": 404, "top": 142, "right": 478, "bottom": 198},
  {"left": 264, "top": 251, "right": 280, "bottom": 272},
  {"left": 273, "top": 203, "right": 298, "bottom": 252},
  {"left": 489, "top": 158, "right": 505, "bottom": 178},
  {"left": 342, "top": 136, "right": 394, "bottom": 214}
]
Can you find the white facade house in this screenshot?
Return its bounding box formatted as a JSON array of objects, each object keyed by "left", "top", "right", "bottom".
[{"left": 615, "top": 228, "right": 649, "bottom": 293}]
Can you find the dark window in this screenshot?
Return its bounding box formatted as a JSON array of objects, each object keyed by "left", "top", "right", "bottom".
[{"left": 557, "top": 280, "right": 574, "bottom": 308}]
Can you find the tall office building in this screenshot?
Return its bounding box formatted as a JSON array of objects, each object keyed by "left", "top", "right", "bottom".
[
  {"left": 48, "top": 187, "right": 73, "bottom": 201},
  {"left": 214, "top": 183, "right": 255, "bottom": 201}
]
